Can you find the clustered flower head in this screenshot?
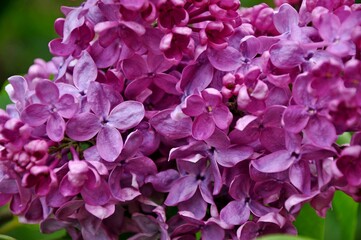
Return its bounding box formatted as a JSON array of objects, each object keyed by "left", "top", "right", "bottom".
[{"left": 0, "top": 0, "right": 361, "bottom": 239}]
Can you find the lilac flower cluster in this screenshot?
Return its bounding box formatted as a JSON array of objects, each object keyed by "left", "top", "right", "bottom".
[{"left": 1, "top": 0, "right": 361, "bottom": 239}]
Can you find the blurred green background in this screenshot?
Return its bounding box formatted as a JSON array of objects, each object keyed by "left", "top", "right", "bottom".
[{"left": 0, "top": 0, "right": 82, "bottom": 88}]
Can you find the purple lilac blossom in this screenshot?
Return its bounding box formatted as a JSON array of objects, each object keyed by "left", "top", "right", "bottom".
[{"left": 0, "top": 0, "right": 360, "bottom": 239}]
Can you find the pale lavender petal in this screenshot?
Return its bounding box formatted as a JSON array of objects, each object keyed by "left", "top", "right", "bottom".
[
  {"left": 97, "top": 126, "right": 123, "bottom": 162},
  {"left": 273, "top": 3, "right": 299, "bottom": 34},
  {"left": 66, "top": 112, "right": 101, "bottom": 141},
  {"left": 270, "top": 42, "right": 305, "bottom": 69},
  {"left": 150, "top": 109, "right": 192, "bottom": 139},
  {"left": 164, "top": 176, "right": 197, "bottom": 206},
  {"left": 215, "top": 146, "right": 253, "bottom": 167},
  {"left": 73, "top": 51, "right": 97, "bottom": 91},
  {"left": 282, "top": 105, "right": 309, "bottom": 133},
  {"left": 207, "top": 46, "right": 242, "bottom": 71},
  {"left": 107, "top": 101, "right": 145, "bottom": 130},
  {"left": 56, "top": 94, "right": 78, "bottom": 119},
  {"left": 252, "top": 150, "right": 293, "bottom": 173},
  {"left": 87, "top": 82, "right": 111, "bottom": 117},
  {"left": 304, "top": 116, "right": 336, "bottom": 147},
  {"left": 35, "top": 80, "right": 59, "bottom": 104},
  {"left": 21, "top": 104, "right": 49, "bottom": 126},
  {"left": 178, "top": 191, "right": 207, "bottom": 220},
  {"left": 47, "top": 113, "right": 66, "bottom": 142},
  {"left": 220, "top": 200, "right": 250, "bottom": 226}
]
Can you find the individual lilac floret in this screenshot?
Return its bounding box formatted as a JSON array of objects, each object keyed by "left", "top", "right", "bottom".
[
  {"left": 20, "top": 79, "right": 78, "bottom": 142},
  {"left": 59, "top": 148, "right": 111, "bottom": 207},
  {"left": 181, "top": 88, "right": 232, "bottom": 140},
  {"left": 66, "top": 82, "right": 145, "bottom": 161}
]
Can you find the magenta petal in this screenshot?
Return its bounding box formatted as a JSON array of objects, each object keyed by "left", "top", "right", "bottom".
[
  {"left": 97, "top": 126, "right": 123, "bottom": 162},
  {"left": 66, "top": 112, "right": 101, "bottom": 141},
  {"left": 21, "top": 104, "right": 49, "bottom": 126},
  {"left": 49, "top": 39, "right": 74, "bottom": 56},
  {"left": 164, "top": 176, "right": 197, "bottom": 206},
  {"left": 220, "top": 200, "right": 250, "bottom": 226},
  {"left": 81, "top": 179, "right": 111, "bottom": 206},
  {"left": 153, "top": 73, "right": 180, "bottom": 95},
  {"left": 47, "top": 113, "right": 66, "bottom": 142},
  {"left": 121, "top": 54, "right": 147, "bottom": 80},
  {"left": 192, "top": 113, "right": 215, "bottom": 140},
  {"left": 178, "top": 191, "right": 207, "bottom": 220},
  {"left": 35, "top": 80, "right": 59, "bottom": 104},
  {"left": 215, "top": 146, "right": 253, "bottom": 167},
  {"left": 107, "top": 101, "right": 145, "bottom": 130},
  {"left": 252, "top": 150, "right": 293, "bottom": 173},
  {"left": 59, "top": 175, "right": 82, "bottom": 197},
  {"left": 282, "top": 105, "right": 309, "bottom": 133},
  {"left": 182, "top": 95, "right": 205, "bottom": 116},
  {"left": 73, "top": 51, "right": 97, "bottom": 91}
]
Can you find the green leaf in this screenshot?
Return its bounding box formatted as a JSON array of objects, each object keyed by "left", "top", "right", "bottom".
[
  {"left": 294, "top": 204, "right": 325, "bottom": 240},
  {"left": 337, "top": 132, "right": 352, "bottom": 145},
  {"left": 241, "top": 0, "right": 274, "bottom": 7},
  {"left": 324, "top": 191, "right": 358, "bottom": 240},
  {"left": 257, "top": 234, "right": 314, "bottom": 240}
]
